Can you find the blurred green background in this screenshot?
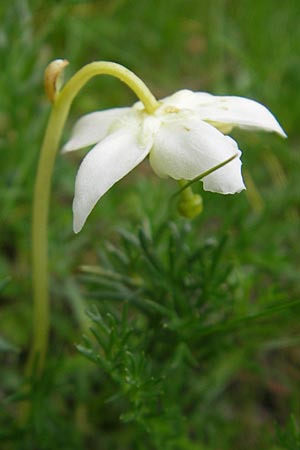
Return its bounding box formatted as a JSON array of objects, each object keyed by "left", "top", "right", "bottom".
[{"left": 1, "top": 0, "right": 300, "bottom": 449}]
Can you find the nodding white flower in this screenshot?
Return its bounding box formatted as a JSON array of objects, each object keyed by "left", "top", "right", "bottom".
[{"left": 63, "top": 89, "right": 286, "bottom": 233}]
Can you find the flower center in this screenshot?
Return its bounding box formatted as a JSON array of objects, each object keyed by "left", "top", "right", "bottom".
[{"left": 164, "top": 105, "right": 180, "bottom": 114}]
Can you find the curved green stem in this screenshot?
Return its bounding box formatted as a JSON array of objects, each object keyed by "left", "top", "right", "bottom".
[
  {"left": 56, "top": 61, "right": 158, "bottom": 113},
  {"left": 27, "top": 105, "right": 67, "bottom": 376},
  {"left": 27, "top": 61, "right": 159, "bottom": 377}
]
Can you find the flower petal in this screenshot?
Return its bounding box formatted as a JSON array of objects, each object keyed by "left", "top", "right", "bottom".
[
  {"left": 201, "top": 148, "right": 245, "bottom": 194},
  {"left": 160, "top": 89, "right": 210, "bottom": 110},
  {"left": 149, "top": 117, "right": 245, "bottom": 194},
  {"left": 62, "top": 107, "right": 132, "bottom": 152},
  {"left": 161, "top": 90, "right": 286, "bottom": 137},
  {"left": 73, "top": 125, "right": 152, "bottom": 233}
]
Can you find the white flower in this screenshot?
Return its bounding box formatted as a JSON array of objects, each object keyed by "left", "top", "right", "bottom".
[{"left": 63, "top": 89, "right": 286, "bottom": 233}]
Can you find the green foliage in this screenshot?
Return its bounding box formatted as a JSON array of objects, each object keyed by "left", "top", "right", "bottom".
[
  {"left": 1, "top": 0, "right": 300, "bottom": 448},
  {"left": 277, "top": 416, "right": 300, "bottom": 450},
  {"left": 77, "top": 221, "right": 300, "bottom": 449}
]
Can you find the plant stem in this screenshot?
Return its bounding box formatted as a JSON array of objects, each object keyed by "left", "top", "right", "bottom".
[
  {"left": 27, "top": 61, "right": 159, "bottom": 377},
  {"left": 27, "top": 102, "right": 69, "bottom": 376},
  {"left": 58, "top": 61, "right": 158, "bottom": 114}
]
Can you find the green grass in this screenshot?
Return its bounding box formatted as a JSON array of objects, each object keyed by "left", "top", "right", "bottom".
[{"left": 1, "top": 0, "right": 300, "bottom": 449}]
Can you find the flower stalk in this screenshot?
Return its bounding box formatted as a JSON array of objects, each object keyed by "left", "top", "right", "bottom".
[{"left": 27, "top": 60, "right": 159, "bottom": 377}]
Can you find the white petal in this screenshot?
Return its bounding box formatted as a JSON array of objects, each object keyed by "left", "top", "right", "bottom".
[
  {"left": 73, "top": 125, "right": 152, "bottom": 233},
  {"left": 161, "top": 90, "right": 286, "bottom": 137},
  {"left": 160, "top": 89, "right": 209, "bottom": 110},
  {"left": 200, "top": 96, "right": 287, "bottom": 137},
  {"left": 201, "top": 147, "right": 245, "bottom": 194},
  {"left": 149, "top": 117, "right": 245, "bottom": 194},
  {"left": 62, "top": 107, "right": 132, "bottom": 152}
]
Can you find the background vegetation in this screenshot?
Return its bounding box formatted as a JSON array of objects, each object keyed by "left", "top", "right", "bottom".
[{"left": 1, "top": 0, "right": 300, "bottom": 448}]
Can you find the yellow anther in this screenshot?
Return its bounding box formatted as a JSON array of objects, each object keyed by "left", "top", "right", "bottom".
[{"left": 164, "top": 105, "right": 180, "bottom": 114}]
